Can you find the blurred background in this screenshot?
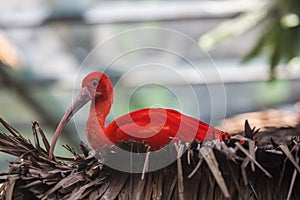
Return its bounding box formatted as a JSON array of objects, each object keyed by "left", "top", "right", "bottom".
[{"left": 0, "top": 0, "right": 300, "bottom": 170}]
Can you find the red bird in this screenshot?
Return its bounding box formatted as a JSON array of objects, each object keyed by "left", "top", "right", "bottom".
[{"left": 49, "top": 72, "right": 228, "bottom": 157}]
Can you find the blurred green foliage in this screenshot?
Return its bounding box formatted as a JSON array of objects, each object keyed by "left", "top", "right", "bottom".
[
  {"left": 244, "top": 0, "right": 300, "bottom": 78},
  {"left": 199, "top": 0, "right": 300, "bottom": 79}
]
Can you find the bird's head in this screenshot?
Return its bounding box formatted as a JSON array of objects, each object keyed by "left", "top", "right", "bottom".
[
  {"left": 81, "top": 72, "right": 113, "bottom": 103},
  {"left": 49, "top": 72, "right": 113, "bottom": 159}
]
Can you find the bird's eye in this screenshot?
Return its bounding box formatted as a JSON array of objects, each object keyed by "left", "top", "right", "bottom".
[{"left": 92, "top": 81, "right": 98, "bottom": 87}]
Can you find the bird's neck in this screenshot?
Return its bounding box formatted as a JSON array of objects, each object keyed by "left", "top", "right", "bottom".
[
  {"left": 86, "top": 99, "right": 113, "bottom": 149},
  {"left": 89, "top": 99, "right": 112, "bottom": 127}
]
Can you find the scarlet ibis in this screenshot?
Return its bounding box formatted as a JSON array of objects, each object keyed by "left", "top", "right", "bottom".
[{"left": 49, "top": 72, "right": 228, "bottom": 158}]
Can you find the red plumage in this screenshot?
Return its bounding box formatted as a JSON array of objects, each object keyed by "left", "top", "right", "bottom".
[{"left": 49, "top": 72, "right": 227, "bottom": 157}]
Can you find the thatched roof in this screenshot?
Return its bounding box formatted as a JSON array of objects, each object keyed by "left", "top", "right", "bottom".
[
  {"left": 221, "top": 109, "right": 300, "bottom": 133},
  {"left": 0, "top": 117, "right": 300, "bottom": 200}
]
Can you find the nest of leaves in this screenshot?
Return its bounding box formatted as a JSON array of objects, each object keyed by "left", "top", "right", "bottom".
[{"left": 0, "top": 118, "right": 300, "bottom": 200}]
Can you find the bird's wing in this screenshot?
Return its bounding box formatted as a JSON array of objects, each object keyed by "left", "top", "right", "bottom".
[
  {"left": 164, "top": 109, "right": 225, "bottom": 142},
  {"left": 106, "top": 108, "right": 174, "bottom": 149},
  {"left": 105, "top": 108, "right": 224, "bottom": 150}
]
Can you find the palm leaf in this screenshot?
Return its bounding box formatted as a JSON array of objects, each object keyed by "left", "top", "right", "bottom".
[
  {"left": 198, "top": 1, "right": 273, "bottom": 51},
  {"left": 199, "top": 0, "right": 300, "bottom": 79}
]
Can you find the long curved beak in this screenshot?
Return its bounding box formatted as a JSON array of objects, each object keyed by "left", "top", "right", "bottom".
[{"left": 49, "top": 87, "right": 91, "bottom": 159}]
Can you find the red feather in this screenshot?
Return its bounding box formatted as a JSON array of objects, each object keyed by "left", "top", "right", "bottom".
[{"left": 49, "top": 72, "right": 227, "bottom": 157}]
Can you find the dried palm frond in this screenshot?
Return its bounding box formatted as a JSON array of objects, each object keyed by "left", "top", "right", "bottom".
[
  {"left": 221, "top": 109, "right": 300, "bottom": 134},
  {"left": 0, "top": 117, "right": 300, "bottom": 200}
]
